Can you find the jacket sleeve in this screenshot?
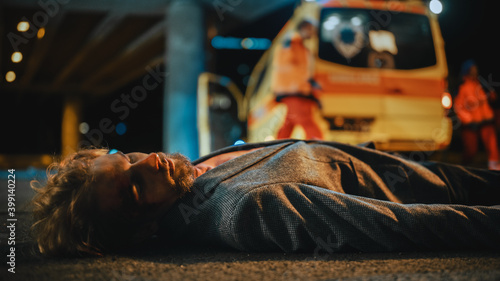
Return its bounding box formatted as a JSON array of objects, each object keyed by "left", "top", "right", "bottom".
[{"left": 226, "top": 183, "right": 500, "bottom": 253}]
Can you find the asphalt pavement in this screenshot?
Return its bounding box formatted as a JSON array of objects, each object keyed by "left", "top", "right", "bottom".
[{"left": 1, "top": 212, "right": 500, "bottom": 281}]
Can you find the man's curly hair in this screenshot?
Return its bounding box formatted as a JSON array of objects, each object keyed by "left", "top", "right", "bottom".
[{"left": 31, "top": 148, "right": 108, "bottom": 256}]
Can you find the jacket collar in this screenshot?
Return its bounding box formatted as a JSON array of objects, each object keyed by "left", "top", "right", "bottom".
[
  {"left": 157, "top": 141, "right": 293, "bottom": 238},
  {"left": 192, "top": 141, "right": 293, "bottom": 195}
]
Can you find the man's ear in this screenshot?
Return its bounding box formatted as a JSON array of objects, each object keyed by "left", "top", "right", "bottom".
[{"left": 134, "top": 221, "right": 159, "bottom": 241}]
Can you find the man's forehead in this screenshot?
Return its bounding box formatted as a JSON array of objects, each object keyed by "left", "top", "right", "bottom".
[
  {"left": 90, "top": 154, "right": 124, "bottom": 212},
  {"left": 92, "top": 154, "right": 119, "bottom": 178},
  {"left": 90, "top": 154, "right": 127, "bottom": 196}
]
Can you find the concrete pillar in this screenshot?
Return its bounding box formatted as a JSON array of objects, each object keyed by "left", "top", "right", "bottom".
[
  {"left": 61, "top": 97, "right": 81, "bottom": 156},
  {"left": 164, "top": 0, "right": 205, "bottom": 160}
]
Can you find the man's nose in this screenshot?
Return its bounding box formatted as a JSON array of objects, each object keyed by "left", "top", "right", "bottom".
[{"left": 132, "top": 153, "right": 159, "bottom": 171}]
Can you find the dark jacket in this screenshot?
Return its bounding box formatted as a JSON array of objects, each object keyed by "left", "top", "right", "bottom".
[{"left": 159, "top": 140, "right": 500, "bottom": 252}]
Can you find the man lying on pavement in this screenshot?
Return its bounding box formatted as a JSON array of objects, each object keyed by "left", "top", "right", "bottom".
[{"left": 31, "top": 140, "right": 500, "bottom": 256}]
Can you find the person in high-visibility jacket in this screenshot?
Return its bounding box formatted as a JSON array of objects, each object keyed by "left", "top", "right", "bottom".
[
  {"left": 271, "top": 19, "right": 323, "bottom": 140},
  {"left": 454, "top": 60, "right": 499, "bottom": 170}
]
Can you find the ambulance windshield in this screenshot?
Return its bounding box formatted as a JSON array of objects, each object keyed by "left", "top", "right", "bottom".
[{"left": 318, "top": 8, "right": 437, "bottom": 69}]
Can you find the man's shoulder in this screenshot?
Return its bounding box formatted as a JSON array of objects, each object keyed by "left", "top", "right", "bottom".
[
  {"left": 194, "top": 140, "right": 295, "bottom": 163},
  {"left": 195, "top": 139, "right": 373, "bottom": 162}
]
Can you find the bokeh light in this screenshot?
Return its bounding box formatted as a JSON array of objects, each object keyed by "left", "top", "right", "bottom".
[
  {"left": 429, "top": 0, "right": 443, "bottom": 14},
  {"left": 116, "top": 122, "right": 127, "bottom": 135},
  {"left": 37, "top": 27, "right": 46, "bottom": 39},
  {"left": 11, "top": 52, "right": 23, "bottom": 63},
  {"left": 17, "top": 21, "right": 30, "bottom": 32},
  {"left": 79, "top": 122, "right": 90, "bottom": 134},
  {"left": 5, "top": 71, "right": 16, "bottom": 82}
]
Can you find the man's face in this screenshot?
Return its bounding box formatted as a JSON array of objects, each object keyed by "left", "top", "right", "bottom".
[
  {"left": 90, "top": 151, "right": 194, "bottom": 222},
  {"left": 300, "top": 23, "right": 315, "bottom": 40}
]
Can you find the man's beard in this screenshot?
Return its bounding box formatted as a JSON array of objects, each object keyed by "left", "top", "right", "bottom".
[{"left": 166, "top": 152, "right": 195, "bottom": 197}]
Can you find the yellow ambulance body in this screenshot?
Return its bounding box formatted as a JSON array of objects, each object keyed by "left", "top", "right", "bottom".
[{"left": 245, "top": 0, "right": 452, "bottom": 151}]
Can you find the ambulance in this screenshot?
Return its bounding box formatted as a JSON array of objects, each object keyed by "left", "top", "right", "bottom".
[{"left": 199, "top": 0, "right": 452, "bottom": 154}]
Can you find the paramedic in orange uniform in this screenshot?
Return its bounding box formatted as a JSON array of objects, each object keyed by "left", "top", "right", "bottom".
[
  {"left": 272, "top": 19, "right": 323, "bottom": 140},
  {"left": 454, "top": 60, "right": 500, "bottom": 170}
]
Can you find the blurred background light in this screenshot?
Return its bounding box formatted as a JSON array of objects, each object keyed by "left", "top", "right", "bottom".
[
  {"left": 37, "top": 27, "right": 46, "bottom": 39},
  {"left": 233, "top": 140, "right": 245, "bottom": 145},
  {"left": 116, "top": 122, "right": 127, "bottom": 135},
  {"left": 323, "top": 15, "right": 340, "bottom": 31},
  {"left": 79, "top": 122, "right": 90, "bottom": 134},
  {"left": 212, "top": 36, "right": 241, "bottom": 49},
  {"left": 211, "top": 36, "right": 271, "bottom": 50},
  {"left": 351, "top": 16, "right": 362, "bottom": 26},
  {"left": 17, "top": 21, "right": 30, "bottom": 32},
  {"left": 11, "top": 52, "right": 23, "bottom": 63},
  {"left": 5, "top": 71, "right": 16, "bottom": 82},
  {"left": 241, "top": 38, "right": 255, "bottom": 49},
  {"left": 441, "top": 92, "right": 452, "bottom": 109},
  {"left": 429, "top": 0, "right": 443, "bottom": 14}
]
